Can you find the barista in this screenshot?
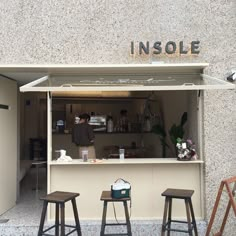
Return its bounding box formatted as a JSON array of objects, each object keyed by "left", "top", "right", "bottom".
[{"left": 72, "top": 113, "right": 96, "bottom": 159}]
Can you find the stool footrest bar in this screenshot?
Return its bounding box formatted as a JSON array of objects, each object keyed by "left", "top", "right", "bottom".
[
  {"left": 165, "top": 227, "right": 193, "bottom": 233},
  {"left": 42, "top": 225, "right": 56, "bottom": 234},
  {"left": 103, "top": 234, "right": 130, "bottom": 236},
  {"left": 42, "top": 224, "right": 77, "bottom": 233},
  {"left": 105, "top": 223, "right": 128, "bottom": 226},
  {"left": 169, "top": 219, "right": 194, "bottom": 224},
  {"left": 64, "top": 224, "right": 78, "bottom": 228},
  {"left": 41, "top": 229, "right": 77, "bottom": 236},
  {"left": 65, "top": 228, "right": 77, "bottom": 236}
]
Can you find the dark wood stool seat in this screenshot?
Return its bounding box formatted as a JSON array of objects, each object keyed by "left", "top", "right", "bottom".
[
  {"left": 38, "top": 191, "right": 82, "bottom": 236},
  {"left": 100, "top": 191, "right": 132, "bottom": 236},
  {"left": 161, "top": 188, "right": 198, "bottom": 236}
]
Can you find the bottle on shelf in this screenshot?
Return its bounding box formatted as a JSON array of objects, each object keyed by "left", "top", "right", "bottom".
[
  {"left": 144, "top": 116, "right": 151, "bottom": 132},
  {"left": 107, "top": 115, "right": 114, "bottom": 133}
]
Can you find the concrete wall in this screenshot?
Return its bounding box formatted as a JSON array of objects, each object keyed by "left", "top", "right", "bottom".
[{"left": 0, "top": 0, "right": 235, "bottom": 233}]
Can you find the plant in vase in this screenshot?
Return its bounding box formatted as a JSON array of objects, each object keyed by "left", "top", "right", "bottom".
[
  {"left": 152, "top": 112, "right": 188, "bottom": 158},
  {"left": 151, "top": 101, "right": 169, "bottom": 158},
  {"left": 176, "top": 137, "right": 198, "bottom": 161},
  {"left": 169, "top": 112, "right": 188, "bottom": 156},
  {"left": 151, "top": 123, "right": 169, "bottom": 158}
]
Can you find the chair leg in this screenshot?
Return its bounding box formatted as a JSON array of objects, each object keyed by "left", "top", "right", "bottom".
[
  {"left": 100, "top": 201, "right": 108, "bottom": 236},
  {"left": 161, "top": 197, "right": 169, "bottom": 236},
  {"left": 189, "top": 199, "right": 198, "bottom": 236},
  {"left": 167, "top": 198, "right": 172, "bottom": 236},
  {"left": 72, "top": 198, "right": 82, "bottom": 236},
  {"left": 38, "top": 201, "right": 48, "bottom": 236},
  {"left": 185, "top": 199, "right": 193, "bottom": 236},
  {"left": 55, "top": 203, "right": 59, "bottom": 236},
  {"left": 60, "top": 203, "right": 65, "bottom": 236},
  {"left": 124, "top": 201, "right": 132, "bottom": 236}
]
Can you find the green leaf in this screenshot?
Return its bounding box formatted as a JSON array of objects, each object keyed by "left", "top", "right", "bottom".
[
  {"left": 169, "top": 112, "right": 187, "bottom": 145},
  {"left": 160, "top": 138, "right": 170, "bottom": 148},
  {"left": 180, "top": 112, "right": 188, "bottom": 126},
  {"left": 151, "top": 124, "right": 166, "bottom": 138}
]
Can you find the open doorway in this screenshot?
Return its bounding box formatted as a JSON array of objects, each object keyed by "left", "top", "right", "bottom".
[
  {"left": 18, "top": 92, "right": 47, "bottom": 200},
  {"left": 0, "top": 79, "right": 48, "bottom": 232}
]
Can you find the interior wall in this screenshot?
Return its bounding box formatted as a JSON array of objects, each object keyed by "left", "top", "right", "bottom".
[
  {"left": 20, "top": 92, "right": 46, "bottom": 159},
  {"left": 187, "top": 91, "right": 200, "bottom": 156},
  {"left": 0, "top": 77, "right": 17, "bottom": 214}
]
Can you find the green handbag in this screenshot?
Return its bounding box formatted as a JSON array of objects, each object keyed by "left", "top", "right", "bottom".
[{"left": 111, "top": 178, "right": 131, "bottom": 199}]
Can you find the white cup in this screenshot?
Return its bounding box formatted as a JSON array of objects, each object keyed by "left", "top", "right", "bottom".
[{"left": 82, "top": 150, "right": 88, "bottom": 162}]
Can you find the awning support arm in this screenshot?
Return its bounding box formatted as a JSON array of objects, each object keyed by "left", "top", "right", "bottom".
[{"left": 20, "top": 76, "right": 48, "bottom": 92}]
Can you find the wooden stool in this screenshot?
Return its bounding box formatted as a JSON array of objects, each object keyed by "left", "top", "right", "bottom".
[
  {"left": 100, "top": 191, "right": 132, "bottom": 236},
  {"left": 161, "top": 188, "right": 198, "bottom": 236},
  {"left": 38, "top": 191, "right": 82, "bottom": 236}
]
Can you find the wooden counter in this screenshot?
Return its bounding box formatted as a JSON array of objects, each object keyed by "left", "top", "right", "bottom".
[{"left": 49, "top": 158, "right": 203, "bottom": 165}]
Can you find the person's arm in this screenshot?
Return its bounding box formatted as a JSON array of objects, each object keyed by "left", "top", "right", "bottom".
[
  {"left": 72, "top": 125, "right": 79, "bottom": 145},
  {"left": 88, "top": 125, "right": 95, "bottom": 144}
]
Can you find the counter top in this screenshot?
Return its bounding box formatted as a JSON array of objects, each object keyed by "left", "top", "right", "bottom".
[{"left": 49, "top": 158, "right": 204, "bottom": 165}]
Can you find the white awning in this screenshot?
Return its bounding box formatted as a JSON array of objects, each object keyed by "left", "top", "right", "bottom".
[{"left": 19, "top": 63, "right": 235, "bottom": 92}]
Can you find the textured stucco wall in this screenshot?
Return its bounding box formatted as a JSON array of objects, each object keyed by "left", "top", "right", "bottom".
[{"left": 0, "top": 0, "right": 235, "bottom": 234}]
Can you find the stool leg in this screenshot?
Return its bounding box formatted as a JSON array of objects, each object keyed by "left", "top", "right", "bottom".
[
  {"left": 100, "top": 201, "right": 108, "bottom": 236},
  {"left": 36, "top": 164, "right": 39, "bottom": 191},
  {"left": 60, "top": 203, "right": 65, "bottom": 236},
  {"left": 189, "top": 199, "right": 198, "bottom": 236},
  {"left": 38, "top": 201, "right": 48, "bottom": 236},
  {"left": 161, "top": 197, "right": 169, "bottom": 236},
  {"left": 55, "top": 203, "right": 59, "bottom": 236},
  {"left": 185, "top": 199, "right": 193, "bottom": 236},
  {"left": 167, "top": 198, "right": 172, "bottom": 236},
  {"left": 123, "top": 201, "right": 132, "bottom": 236},
  {"left": 71, "top": 198, "right": 82, "bottom": 236}
]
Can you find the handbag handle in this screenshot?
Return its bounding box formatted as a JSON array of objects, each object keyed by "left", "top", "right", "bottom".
[{"left": 114, "top": 178, "right": 130, "bottom": 185}]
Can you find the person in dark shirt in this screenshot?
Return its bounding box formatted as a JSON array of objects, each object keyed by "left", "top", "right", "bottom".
[{"left": 72, "top": 113, "right": 96, "bottom": 159}]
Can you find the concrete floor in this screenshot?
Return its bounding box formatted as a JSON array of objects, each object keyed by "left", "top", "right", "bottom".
[
  {"left": 0, "top": 166, "right": 48, "bottom": 235},
  {"left": 1, "top": 167, "right": 46, "bottom": 220},
  {"left": 0, "top": 166, "right": 207, "bottom": 236}
]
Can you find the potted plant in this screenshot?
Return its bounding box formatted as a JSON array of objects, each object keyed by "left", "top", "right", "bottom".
[
  {"left": 176, "top": 137, "right": 198, "bottom": 161},
  {"left": 169, "top": 112, "right": 188, "bottom": 156},
  {"left": 152, "top": 112, "right": 187, "bottom": 157},
  {"left": 151, "top": 123, "right": 169, "bottom": 158}
]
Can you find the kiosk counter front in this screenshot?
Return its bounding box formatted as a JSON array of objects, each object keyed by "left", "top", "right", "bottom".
[{"left": 49, "top": 159, "right": 203, "bottom": 220}]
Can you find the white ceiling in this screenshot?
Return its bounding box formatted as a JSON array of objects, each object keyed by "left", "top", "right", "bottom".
[{"left": 1, "top": 72, "right": 47, "bottom": 85}]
